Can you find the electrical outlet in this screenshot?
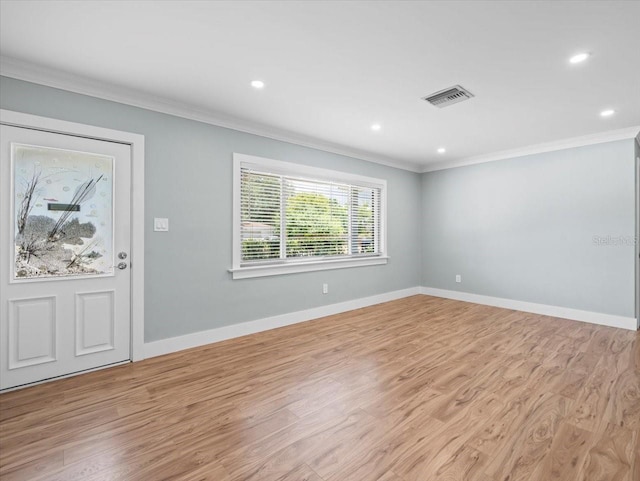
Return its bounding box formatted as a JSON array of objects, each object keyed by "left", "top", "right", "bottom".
[
  {"left": 455, "top": 274, "right": 462, "bottom": 283},
  {"left": 154, "top": 218, "right": 169, "bottom": 232},
  {"left": 322, "top": 283, "right": 329, "bottom": 294}
]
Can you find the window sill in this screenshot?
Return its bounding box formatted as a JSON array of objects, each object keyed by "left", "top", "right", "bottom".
[{"left": 229, "top": 256, "right": 389, "bottom": 279}]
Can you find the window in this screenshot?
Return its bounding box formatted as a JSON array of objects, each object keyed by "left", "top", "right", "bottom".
[{"left": 231, "top": 153, "right": 387, "bottom": 279}]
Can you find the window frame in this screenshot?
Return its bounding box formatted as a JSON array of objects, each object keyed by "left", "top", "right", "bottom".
[{"left": 231, "top": 153, "right": 388, "bottom": 279}]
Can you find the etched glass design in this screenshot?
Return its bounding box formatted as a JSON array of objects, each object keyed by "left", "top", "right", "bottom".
[{"left": 13, "top": 144, "right": 114, "bottom": 280}]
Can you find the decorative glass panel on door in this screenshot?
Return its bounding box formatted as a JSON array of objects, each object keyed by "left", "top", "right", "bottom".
[{"left": 12, "top": 143, "right": 114, "bottom": 280}]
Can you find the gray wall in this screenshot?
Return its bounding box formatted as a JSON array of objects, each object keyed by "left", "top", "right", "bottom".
[
  {"left": 0, "top": 76, "right": 422, "bottom": 342},
  {"left": 2, "top": 75, "right": 636, "bottom": 340},
  {"left": 421, "top": 140, "right": 637, "bottom": 318}
]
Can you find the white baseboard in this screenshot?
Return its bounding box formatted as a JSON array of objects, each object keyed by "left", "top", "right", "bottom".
[
  {"left": 420, "top": 286, "right": 638, "bottom": 331},
  {"left": 144, "top": 287, "right": 421, "bottom": 358},
  {"left": 144, "top": 285, "right": 637, "bottom": 359}
]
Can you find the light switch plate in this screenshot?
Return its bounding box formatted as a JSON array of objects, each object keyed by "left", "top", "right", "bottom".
[{"left": 154, "top": 217, "right": 169, "bottom": 232}]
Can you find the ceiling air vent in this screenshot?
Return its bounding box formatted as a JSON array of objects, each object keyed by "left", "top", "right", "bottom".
[{"left": 423, "top": 85, "right": 474, "bottom": 108}]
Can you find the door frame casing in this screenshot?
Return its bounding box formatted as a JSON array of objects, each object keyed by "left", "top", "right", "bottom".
[
  {"left": 636, "top": 136, "right": 640, "bottom": 330},
  {"left": 0, "top": 109, "right": 145, "bottom": 361}
]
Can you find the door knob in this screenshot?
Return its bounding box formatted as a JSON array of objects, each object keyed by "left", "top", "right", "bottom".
[
  {"left": 118, "top": 252, "right": 128, "bottom": 260},
  {"left": 117, "top": 262, "right": 128, "bottom": 270}
]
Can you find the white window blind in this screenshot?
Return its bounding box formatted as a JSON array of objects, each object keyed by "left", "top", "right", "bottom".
[{"left": 233, "top": 154, "right": 387, "bottom": 278}]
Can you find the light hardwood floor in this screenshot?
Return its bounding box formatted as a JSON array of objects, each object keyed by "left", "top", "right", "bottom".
[{"left": 1, "top": 295, "right": 639, "bottom": 481}]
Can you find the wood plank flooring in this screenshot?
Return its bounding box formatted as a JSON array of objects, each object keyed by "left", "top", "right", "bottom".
[{"left": 1, "top": 295, "right": 638, "bottom": 481}]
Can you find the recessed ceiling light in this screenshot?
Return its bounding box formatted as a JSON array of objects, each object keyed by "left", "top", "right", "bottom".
[
  {"left": 437, "top": 147, "right": 446, "bottom": 154},
  {"left": 251, "top": 80, "right": 265, "bottom": 89},
  {"left": 600, "top": 109, "right": 615, "bottom": 117},
  {"left": 371, "top": 123, "right": 382, "bottom": 131},
  {"left": 569, "top": 52, "right": 590, "bottom": 64}
]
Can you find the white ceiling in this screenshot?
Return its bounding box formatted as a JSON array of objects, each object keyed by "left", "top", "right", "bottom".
[{"left": 1, "top": 0, "right": 639, "bottom": 172}]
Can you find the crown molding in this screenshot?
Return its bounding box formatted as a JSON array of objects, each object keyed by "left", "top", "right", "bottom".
[
  {"left": 0, "top": 56, "right": 422, "bottom": 173},
  {"left": 422, "top": 125, "right": 640, "bottom": 173},
  {"left": 3, "top": 56, "right": 637, "bottom": 176}
]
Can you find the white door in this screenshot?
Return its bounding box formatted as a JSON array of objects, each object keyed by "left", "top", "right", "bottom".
[{"left": 0, "top": 125, "right": 131, "bottom": 390}]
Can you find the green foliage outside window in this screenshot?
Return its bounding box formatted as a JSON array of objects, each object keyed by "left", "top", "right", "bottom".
[
  {"left": 241, "top": 172, "right": 377, "bottom": 263},
  {"left": 286, "top": 192, "right": 348, "bottom": 257}
]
